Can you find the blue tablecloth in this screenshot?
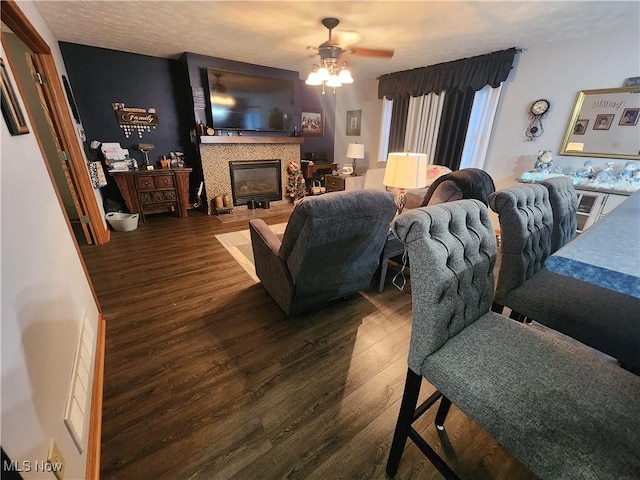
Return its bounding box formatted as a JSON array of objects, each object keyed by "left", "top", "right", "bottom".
[{"left": 546, "top": 189, "right": 640, "bottom": 298}]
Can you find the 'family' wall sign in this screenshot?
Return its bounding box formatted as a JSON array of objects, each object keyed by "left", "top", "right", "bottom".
[{"left": 113, "top": 103, "right": 159, "bottom": 138}]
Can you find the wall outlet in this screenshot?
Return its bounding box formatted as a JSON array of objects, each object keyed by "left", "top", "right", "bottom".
[{"left": 47, "top": 440, "right": 65, "bottom": 480}]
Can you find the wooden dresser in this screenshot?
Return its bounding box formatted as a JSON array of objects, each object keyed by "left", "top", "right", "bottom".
[{"left": 110, "top": 168, "right": 192, "bottom": 221}]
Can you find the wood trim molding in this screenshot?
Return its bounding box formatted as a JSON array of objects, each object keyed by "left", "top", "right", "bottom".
[
  {"left": 199, "top": 136, "right": 304, "bottom": 144},
  {"left": 86, "top": 314, "right": 106, "bottom": 480},
  {"left": 1, "top": 1, "right": 50, "bottom": 54},
  {"left": 31, "top": 53, "right": 110, "bottom": 245},
  {"left": 2, "top": 0, "right": 110, "bottom": 245}
]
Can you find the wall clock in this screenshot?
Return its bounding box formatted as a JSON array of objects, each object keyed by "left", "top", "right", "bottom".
[{"left": 526, "top": 98, "right": 550, "bottom": 141}]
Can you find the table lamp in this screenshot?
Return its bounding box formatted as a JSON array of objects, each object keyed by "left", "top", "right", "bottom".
[
  {"left": 383, "top": 152, "right": 428, "bottom": 213},
  {"left": 346, "top": 143, "right": 365, "bottom": 176}
]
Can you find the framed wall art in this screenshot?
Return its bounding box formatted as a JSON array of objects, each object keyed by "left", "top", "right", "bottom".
[
  {"left": 301, "top": 108, "right": 324, "bottom": 136},
  {"left": 1, "top": 58, "right": 29, "bottom": 135},
  {"left": 593, "top": 114, "right": 614, "bottom": 131},
  {"left": 346, "top": 109, "right": 361, "bottom": 136},
  {"left": 619, "top": 108, "right": 639, "bottom": 126},
  {"left": 573, "top": 119, "right": 589, "bottom": 135},
  {"left": 560, "top": 87, "right": 640, "bottom": 160}
]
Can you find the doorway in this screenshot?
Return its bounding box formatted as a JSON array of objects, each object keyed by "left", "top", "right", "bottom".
[{"left": 1, "top": 2, "right": 109, "bottom": 247}]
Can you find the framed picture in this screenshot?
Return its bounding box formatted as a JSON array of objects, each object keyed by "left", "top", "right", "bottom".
[
  {"left": 346, "top": 109, "right": 362, "bottom": 136},
  {"left": 593, "top": 114, "right": 614, "bottom": 131},
  {"left": 573, "top": 119, "right": 589, "bottom": 135},
  {"left": 301, "top": 108, "right": 324, "bottom": 136},
  {"left": 1, "top": 58, "right": 29, "bottom": 135},
  {"left": 619, "top": 108, "right": 639, "bottom": 126}
]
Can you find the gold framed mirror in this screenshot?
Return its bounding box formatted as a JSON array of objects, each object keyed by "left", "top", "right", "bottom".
[{"left": 559, "top": 87, "right": 640, "bottom": 160}]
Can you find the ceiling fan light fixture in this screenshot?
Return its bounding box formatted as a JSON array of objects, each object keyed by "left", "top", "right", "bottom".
[
  {"left": 317, "top": 65, "right": 331, "bottom": 82},
  {"left": 326, "top": 74, "right": 342, "bottom": 88},
  {"left": 305, "top": 71, "right": 323, "bottom": 86},
  {"left": 338, "top": 67, "right": 353, "bottom": 84}
]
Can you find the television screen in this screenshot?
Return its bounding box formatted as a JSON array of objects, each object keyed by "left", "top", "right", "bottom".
[{"left": 207, "top": 68, "right": 294, "bottom": 132}]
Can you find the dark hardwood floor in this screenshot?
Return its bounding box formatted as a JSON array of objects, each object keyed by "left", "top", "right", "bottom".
[{"left": 80, "top": 208, "right": 536, "bottom": 480}]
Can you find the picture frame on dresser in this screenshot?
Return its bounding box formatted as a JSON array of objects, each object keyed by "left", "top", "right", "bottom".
[{"left": 301, "top": 109, "right": 324, "bottom": 136}]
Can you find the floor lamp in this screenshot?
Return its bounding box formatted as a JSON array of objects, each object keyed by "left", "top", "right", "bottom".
[
  {"left": 383, "top": 152, "right": 428, "bottom": 213},
  {"left": 346, "top": 143, "right": 365, "bottom": 176}
]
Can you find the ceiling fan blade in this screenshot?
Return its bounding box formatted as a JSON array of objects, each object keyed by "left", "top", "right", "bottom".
[
  {"left": 349, "top": 47, "right": 394, "bottom": 58},
  {"left": 333, "top": 30, "right": 361, "bottom": 48}
]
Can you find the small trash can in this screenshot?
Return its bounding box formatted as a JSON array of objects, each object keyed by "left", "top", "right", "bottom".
[{"left": 105, "top": 212, "right": 139, "bottom": 232}]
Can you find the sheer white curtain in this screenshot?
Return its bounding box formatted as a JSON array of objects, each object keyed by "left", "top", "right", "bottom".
[
  {"left": 378, "top": 97, "right": 393, "bottom": 162},
  {"left": 403, "top": 92, "right": 445, "bottom": 163},
  {"left": 459, "top": 84, "right": 503, "bottom": 169}
]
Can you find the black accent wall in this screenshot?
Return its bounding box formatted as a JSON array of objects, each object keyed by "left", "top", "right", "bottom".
[
  {"left": 60, "top": 42, "right": 192, "bottom": 168},
  {"left": 60, "top": 43, "right": 337, "bottom": 207}
]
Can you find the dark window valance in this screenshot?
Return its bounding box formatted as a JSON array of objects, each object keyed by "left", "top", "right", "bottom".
[{"left": 378, "top": 47, "right": 517, "bottom": 100}]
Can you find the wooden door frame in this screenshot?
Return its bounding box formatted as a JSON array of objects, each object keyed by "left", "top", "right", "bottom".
[
  {"left": 1, "top": 0, "right": 110, "bottom": 246},
  {"left": 1, "top": 1, "right": 105, "bottom": 479}
]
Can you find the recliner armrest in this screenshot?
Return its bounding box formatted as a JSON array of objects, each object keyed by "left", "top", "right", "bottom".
[
  {"left": 249, "top": 219, "right": 282, "bottom": 256},
  {"left": 249, "top": 219, "right": 294, "bottom": 315}
]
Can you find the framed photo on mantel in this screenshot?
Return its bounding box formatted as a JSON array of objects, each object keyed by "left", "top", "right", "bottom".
[{"left": 301, "top": 108, "right": 324, "bottom": 136}]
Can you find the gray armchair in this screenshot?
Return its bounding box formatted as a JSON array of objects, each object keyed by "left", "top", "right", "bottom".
[{"left": 249, "top": 190, "right": 397, "bottom": 316}]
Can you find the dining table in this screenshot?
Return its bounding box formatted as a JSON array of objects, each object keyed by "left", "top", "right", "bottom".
[{"left": 545, "top": 188, "right": 640, "bottom": 299}]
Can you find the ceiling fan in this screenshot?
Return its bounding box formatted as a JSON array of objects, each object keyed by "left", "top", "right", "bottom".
[
  {"left": 312, "top": 17, "right": 394, "bottom": 62},
  {"left": 305, "top": 17, "right": 394, "bottom": 92}
]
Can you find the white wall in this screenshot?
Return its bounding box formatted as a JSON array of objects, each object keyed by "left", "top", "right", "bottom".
[
  {"left": 1, "top": 2, "right": 100, "bottom": 478},
  {"left": 334, "top": 12, "right": 639, "bottom": 226},
  {"left": 335, "top": 78, "right": 383, "bottom": 174},
  {"left": 485, "top": 26, "right": 640, "bottom": 193}
]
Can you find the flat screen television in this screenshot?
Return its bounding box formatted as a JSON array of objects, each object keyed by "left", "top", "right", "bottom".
[{"left": 207, "top": 68, "right": 295, "bottom": 132}]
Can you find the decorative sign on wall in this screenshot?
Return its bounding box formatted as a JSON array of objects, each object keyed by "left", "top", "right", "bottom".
[{"left": 112, "top": 103, "right": 159, "bottom": 138}]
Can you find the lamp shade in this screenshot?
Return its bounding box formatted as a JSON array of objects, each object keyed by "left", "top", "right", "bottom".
[
  {"left": 383, "top": 152, "right": 428, "bottom": 189},
  {"left": 346, "top": 143, "right": 365, "bottom": 159}
]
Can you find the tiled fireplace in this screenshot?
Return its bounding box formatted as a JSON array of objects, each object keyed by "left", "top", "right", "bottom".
[{"left": 199, "top": 136, "right": 303, "bottom": 214}]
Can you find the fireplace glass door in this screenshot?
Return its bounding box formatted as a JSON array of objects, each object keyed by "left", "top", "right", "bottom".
[{"left": 229, "top": 160, "right": 282, "bottom": 206}]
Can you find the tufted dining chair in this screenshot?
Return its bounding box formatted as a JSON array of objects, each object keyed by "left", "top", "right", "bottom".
[
  {"left": 385, "top": 199, "right": 640, "bottom": 479},
  {"left": 540, "top": 176, "right": 578, "bottom": 253},
  {"left": 488, "top": 183, "right": 640, "bottom": 370}
]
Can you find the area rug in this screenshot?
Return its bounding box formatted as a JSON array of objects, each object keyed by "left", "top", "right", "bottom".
[{"left": 215, "top": 223, "right": 287, "bottom": 282}]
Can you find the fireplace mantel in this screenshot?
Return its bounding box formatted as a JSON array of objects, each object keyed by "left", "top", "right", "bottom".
[{"left": 200, "top": 136, "right": 304, "bottom": 145}]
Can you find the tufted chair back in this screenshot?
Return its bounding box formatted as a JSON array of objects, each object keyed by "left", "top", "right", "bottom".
[
  {"left": 540, "top": 177, "right": 578, "bottom": 253},
  {"left": 391, "top": 200, "right": 497, "bottom": 371},
  {"left": 488, "top": 184, "right": 553, "bottom": 306}
]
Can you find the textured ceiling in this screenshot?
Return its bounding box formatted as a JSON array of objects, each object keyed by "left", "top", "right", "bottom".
[{"left": 33, "top": 1, "right": 639, "bottom": 81}]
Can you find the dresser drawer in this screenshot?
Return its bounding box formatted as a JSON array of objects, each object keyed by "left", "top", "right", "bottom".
[
  {"left": 139, "top": 190, "right": 177, "bottom": 204},
  {"left": 154, "top": 175, "right": 175, "bottom": 189},
  {"left": 325, "top": 175, "right": 344, "bottom": 192},
  {"left": 135, "top": 175, "right": 156, "bottom": 190},
  {"left": 142, "top": 202, "right": 178, "bottom": 214}
]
